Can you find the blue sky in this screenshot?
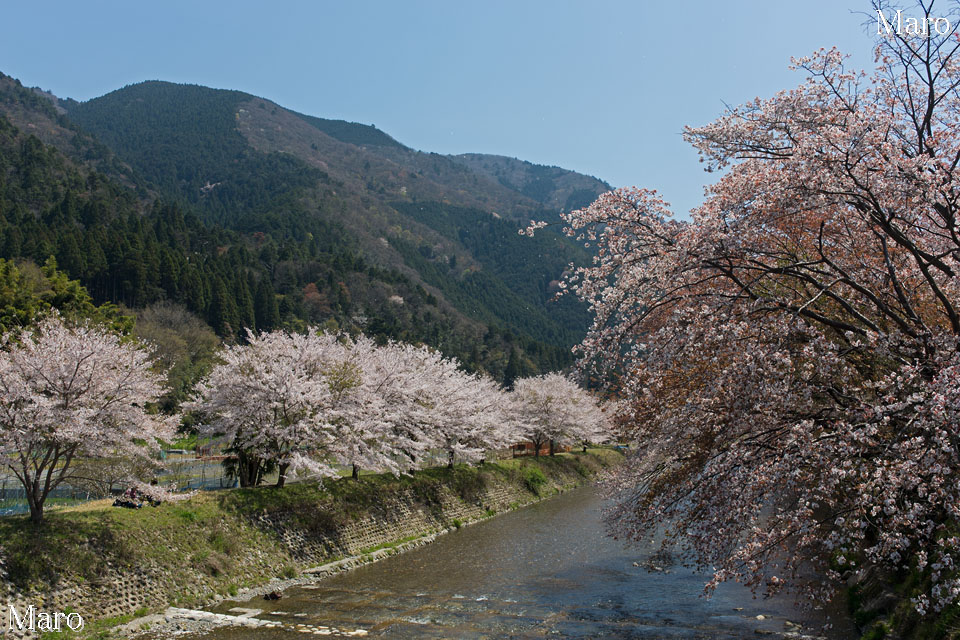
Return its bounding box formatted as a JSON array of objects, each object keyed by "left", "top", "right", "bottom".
[{"left": 1, "top": 1, "right": 881, "bottom": 216}]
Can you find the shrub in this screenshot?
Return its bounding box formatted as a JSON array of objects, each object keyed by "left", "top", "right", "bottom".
[
  {"left": 208, "top": 530, "right": 238, "bottom": 555},
  {"left": 201, "top": 552, "right": 231, "bottom": 577},
  {"left": 523, "top": 467, "right": 547, "bottom": 496},
  {"left": 451, "top": 467, "right": 486, "bottom": 503}
]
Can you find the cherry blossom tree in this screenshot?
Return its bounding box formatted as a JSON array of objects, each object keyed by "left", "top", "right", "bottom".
[
  {"left": 352, "top": 339, "right": 458, "bottom": 474},
  {"left": 0, "top": 314, "right": 171, "bottom": 522},
  {"left": 581, "top": 399, "right": 618, "bottom": 452},
  {"left": 323, "top": 335, "right": 401, "bottom": 479},
  {"left": 535, "top": 4, "right": 960, "bottom": 612},
  {"left": 191, "top": 329, "right": 519, "bottom": 485},
  {"left": 341, "top": 338, "right": 517, "bottom": 474},
  {"left": 190, "top": 329, "right": 341, "bottom": 487},
  {"left": 419, "top": 359, "right": 510, "bottom": 468},
  {"left": 511, "top": 373, "right": 602, "bottom": 457}
]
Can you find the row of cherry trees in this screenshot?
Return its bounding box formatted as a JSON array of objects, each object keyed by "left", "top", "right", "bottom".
[
  {"left": 531, "top": 2, "right": 960, "bottom": 615},
  {"left": 0, "top": 314, "right": 608, "bottom": 522},
  {"left": 188, "top": 329, "right": 608, "bottom": 487}
]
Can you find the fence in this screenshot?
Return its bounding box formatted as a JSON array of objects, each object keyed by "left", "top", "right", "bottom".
[
  {"left": 0, "top": 446, "right": 514, "bottom": 516},
  {"left": 156, "top": 454, "right": 238, "bottom": 491},
  {"left": 0, "top": 453, "right": 237, "bottom": 516},
  {"left": 0, "top": 479, "right": 97, "bottom": 516}
]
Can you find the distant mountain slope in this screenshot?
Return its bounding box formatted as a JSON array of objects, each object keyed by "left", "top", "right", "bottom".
[
  {"left": 0, "top": 72, "right": 143, "bottom": 192},
  {"left": 1, "top": 76, "right": 578, "bottom": 382},
  {"left": 238, "top": 95, "right": 544, "bottom": 221},
  {"left": 237, "top": 99, "right": 593, "bottom": 347},
  {"left": 296, "top": 112, "right": 406, "bottom": 149},
  {"left": 451, "top": 153, "right": 611, "bottom": 212},
  {"left": 391, "top": 201, "right": 590, "bottom": 346},
  {"left": 29, "top": 78, "right": 608, "bottom": 378},
  {"left": 63, "top": 81, "right": 321, "bottom": 224}
]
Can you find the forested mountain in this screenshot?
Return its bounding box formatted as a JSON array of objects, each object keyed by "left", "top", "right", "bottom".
[
  {"left": 0, "top": 73, "right": 144, "bottom": 193},
  {"left": 0, "top": 72, "right": 608, "bottom": 385},
  {"left": 450, "top": 153, "right": 610, "bottom": 213}
]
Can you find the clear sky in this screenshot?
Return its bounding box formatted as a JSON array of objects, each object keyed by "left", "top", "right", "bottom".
[{"left": 1, "top": 1, "right": 884, "bottom": 217}]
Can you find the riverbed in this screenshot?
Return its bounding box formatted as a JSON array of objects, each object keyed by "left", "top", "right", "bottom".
[{"left": 171, "top": 486, "right": 856, "bottom": 638}]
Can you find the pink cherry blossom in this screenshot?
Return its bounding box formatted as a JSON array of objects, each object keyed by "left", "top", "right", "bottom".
[
  {"left": 534, "top": 22, "right": 960, "bottom": 613},
  {"left": 0, "top": 314, "right": 172, "bottom": 522}
]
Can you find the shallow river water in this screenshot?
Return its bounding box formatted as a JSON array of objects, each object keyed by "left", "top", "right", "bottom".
[{"left": 186, "top": 486, "right": 856, "bottom": 639}]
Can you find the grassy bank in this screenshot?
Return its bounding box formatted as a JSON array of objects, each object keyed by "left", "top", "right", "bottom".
[{"left": 0, "top": 449, "right": 620, "bottom": 638}]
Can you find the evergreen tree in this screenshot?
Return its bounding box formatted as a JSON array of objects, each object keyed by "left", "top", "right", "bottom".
[
  {"left": 503, "top": 347, "right": 521, "bottom": 390},
  {"left": 254, "top": 277, "right": 280, "bottom": 333},
  {"left": 181, "top": 265, "right": 205, "bottom": 314},
  {"left": 159, "top": 248, "right": 181, "bottom": 298},
  {"left": 208, "top": 276, "right": 238, "bottom": 337},
  {"left": 235, "top": 272, "right": 255, "bottom": 333}
]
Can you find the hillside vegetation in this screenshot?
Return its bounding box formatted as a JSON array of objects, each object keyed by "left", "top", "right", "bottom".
[{"left": 0, "top": 73, "right": 611, "bottom": 383}]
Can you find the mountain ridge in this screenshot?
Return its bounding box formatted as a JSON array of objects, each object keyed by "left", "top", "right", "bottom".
[{"left": 0, "top": 72, "right": 605, "bottom": 383}]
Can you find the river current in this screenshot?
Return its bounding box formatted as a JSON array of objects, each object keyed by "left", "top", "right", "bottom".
[{"left": 184, "top": 485, "right": 856, "bottom": 638}]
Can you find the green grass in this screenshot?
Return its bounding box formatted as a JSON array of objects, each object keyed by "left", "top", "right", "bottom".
[
  {"left": 845, "top": 544, "right": 960, "bottom": 640},
  {"left": 165, "top": 433, "right": 200, "bottom": 450},
  {"left": 38, "top": 608, "right": 147, "bottom": 639},
  {"left": 216, "top": 456, "right": 590, "bottom": 528},
  {"left": 0, "top": 491, "right": 287, "bottom": 596},
  {"left": 861, "top": 621, "right": 891, "bottom": 640},
  {"left": 359, "top": 534, "right": 423, "bottom": 555},
  {"left": 0, "top": 496, "right": 89, "bottom": 512},
  {"left": 522, "top": 466, "right": 548, "bottom": 496}
]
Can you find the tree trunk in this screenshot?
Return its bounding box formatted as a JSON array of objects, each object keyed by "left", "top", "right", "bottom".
[
  {"left": 534, "top": 441, "right": 541, "bottom": 458},
  {"left": 29, "top": 503, "right": 43, "bottom": 523},
  {"left": 26, "top": 485, "right": 43, "bottom": 523},
  {"left": 237, "top": 454, "right": 256, "bottom": 488},
  {"left": 276, "top": 463, "right": 289, "bottom": 488},
  {"left": 352, "top": 464, "right": 360, "bottom": 480},
  {"left": 447, "top": 450, "right": 455, "bottom": 470},
  {"left": 549, "top": 439, "right": 556, "bottom": 456}
]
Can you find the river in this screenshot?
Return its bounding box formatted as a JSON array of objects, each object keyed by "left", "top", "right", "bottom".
[{"left": 182, "top": 486, "right": 856, "bottom": 638}]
